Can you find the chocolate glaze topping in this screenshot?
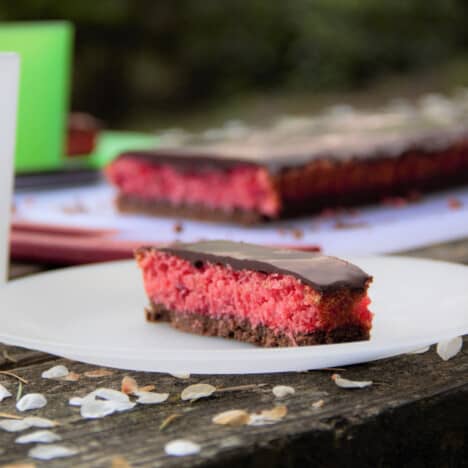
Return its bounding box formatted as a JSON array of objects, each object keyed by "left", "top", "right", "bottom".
[
  {"left": 118, "top": 101, "right": 468, "bottom": 173},
  {"left": 120, "top": 150, "right": 257, "bottom": 171},
  {"left": 139, "top": 240, "right": 371, "bottom": 293}
]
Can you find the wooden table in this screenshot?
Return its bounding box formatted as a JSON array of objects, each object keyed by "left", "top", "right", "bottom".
[{"left": 1, "top": 240, "right": 467, "bottom": 467}]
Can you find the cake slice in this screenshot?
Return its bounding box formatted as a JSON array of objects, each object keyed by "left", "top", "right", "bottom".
[
  {"left": 106, "top": 98, "right": 468, "bottom": 224},
  {"left": 136, "top": 241, "right": 373, "bottom": 347}
]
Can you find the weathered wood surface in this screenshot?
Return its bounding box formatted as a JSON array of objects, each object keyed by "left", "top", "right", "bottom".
[{"left": 1, "top": 240, "right": 468, "bottom": 468}]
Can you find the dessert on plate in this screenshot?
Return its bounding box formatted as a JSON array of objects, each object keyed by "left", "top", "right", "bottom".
[
  {"left": 136, "top": 241, "right": 373, "bottom": 347},
  {"left": 106, "top": 95, "right": 468, "bottom": 223}
]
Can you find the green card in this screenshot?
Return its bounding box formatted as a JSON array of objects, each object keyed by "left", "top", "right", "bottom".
[{"left": 0, "top": 21, "right": 72, "bottom": 173}]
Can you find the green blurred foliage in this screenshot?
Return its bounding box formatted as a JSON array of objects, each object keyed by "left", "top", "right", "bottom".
[{"left": 1, "top": 0, "right": 468, "bottom": 125}]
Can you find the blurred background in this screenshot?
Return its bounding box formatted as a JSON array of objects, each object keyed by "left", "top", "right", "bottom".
[{"left": 2, "top": 0, "right": 468, "bottom": 131}]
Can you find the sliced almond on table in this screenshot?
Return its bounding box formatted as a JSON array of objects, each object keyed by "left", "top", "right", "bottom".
[
  {"left": 272, "top": 385, "right": 295, "bottom": 399},
  {"left": 94, "top": 388, "right": 130, "bottom": 402},
  {"left": 181, "top": 383, "right": 216, "bottom": 402},
  {"left": 28, "top": 444, "right": 78, "bottom": 460},
  {"left": 248, "top": 405, "right": 288, "bottom": 426},
  {"left": 15, "top": 430, "right": 62, "bottom": 444},
  {"left": 80, "top": 400, "right": 118, "bottom": 419},
  {"left": 41, "top": 365, "right": 69, "bottom": 380},
  {"left": 312, "top": 399, "right": 325, "bottom": 409},
  {"left": 16, "top": 393, "right": 47, "bottom": 412},
  {"left": 0, "top": 416, "right": 57, "bottom": 432},
  {"left": 24, "top": 417, "right": 58, "bottom": 429},
  {"left": 63, "top": 372, "right": 81, "bottom": 382},
  {"left": 71, "top": 387, "right": 135, "bottom": 418},
  {"left": 69, "top": 396, "right": 85, "bottom": 407},
  {"left": 121, "top": 376, "right": 139, "bottom": 395},
  {"left": 0, "top": 419, "right": 33, "bottom": 432},
  {"left": 164, "top": 439, "right": 201, "bottom": 457},
  {"left": 169, "top": 373, "right": 191, "bottom": 380},
  {"left": 0, "top": 383, "right": 12, "bottom": 402},
  {"left": 212, "top": 409, "right": 250, "bottom": 426},
  {"left": 135, "top": 391, "right": 169, "bottom": 405},
  {"left": 84, "top": 369, "right": 113, "bottom": 378},
  {"left": 80, "top": 399, "right": 135, "bottom": 419},
  {"left": 331, "top": 374, "right": 373, "bottom": 389}
]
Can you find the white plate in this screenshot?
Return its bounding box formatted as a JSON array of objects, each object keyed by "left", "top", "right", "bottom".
[{"left": 0, "top": 256, "right": 467, "bottom": 374}]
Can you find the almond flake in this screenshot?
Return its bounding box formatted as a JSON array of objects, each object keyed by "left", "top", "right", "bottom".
[
  {"left": 331, "top": 374, "right": 373, "bottom": 389},
  {"left": 121, "top": 376, "right": 139, "bottom": 395},
  {"left": 111, "top": 401, "right": 137, "bottom": 412},
  {"left": 0, "top": 419, "right": 32, "bottom": 432},
  {"left": 71, "top": 387, "right": 135, "bottom": 418},
  {"left": 272, "top": 385, "right": 295, "bottom": 399},
  {"left": 28, "top": 444, "right": 78, "bottom": 460},
  {"left": 312, "top": 399, "right": 325, "bottom": 409},
  {"left": 164, "top": 439, "right": 201, "bottom": 457},
  {"left": 181, "top": 383, "right": 216, "bottom": 402},
  {"left": 135, "top": 391, "right": 169, "bottom": 405},
  {"left": 248, "top": 405, "right": 288, "bottom": 426},
  {"left": 69, "top": 396, "right": 85, "bottom": 407},
  {"left": 0, "top": 417, "right": 56, "bottom": 433},
  {"left": 80, "top": 399, "right": 135, "bottom": 419},
  {"left": 170, "top": 372, "right": 191, "bottom": 379},
  {"left": 41, "top": 365, "right": 69, "bottom": 380},
  {"left": 16, "top": 430, "right": 61, "bottom": 444},
  {"left": 0, "top": 383, "right": 12, "bottom": 402},
  {"left": 436, "top": 336, "right": 463, "bottom": 361},
  {"left": 16, "top": 393, "right": 47, "bottom": 412},
  {"left": 92, "top": 388, "right": 130, "bottom": 403},
  {"left": 63, "top": 372, "right": 81, "bottom": 382},
  {"left": 212, "top": 409, "right": 250, "bottom": 426},
  {"left": 84, "top": 369, "right": 113, "bottom": 378},
  {"left": 23, "top": 417, "right": 58, "bottom": 429},
  {"left": 80, "top": 400, "right": 116, "bottom": 419}
]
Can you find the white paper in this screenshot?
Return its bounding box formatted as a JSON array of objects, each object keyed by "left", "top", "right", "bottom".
[
  {"left": 0, "top": 53, "right": 19, "bottom": 284},
  {"left": 0, "top": 257, "right": 466, "bottom": 374},
  {"left": 13, "top": 183, "right": 468, "bottom": 255}
]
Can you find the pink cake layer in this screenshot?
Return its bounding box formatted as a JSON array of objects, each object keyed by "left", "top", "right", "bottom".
[
  {"left": 137, "top": 250, "right": 373, "bottom": 337},
  {"left": 106, "top": 157, "right": 280, "bottom": 216}
]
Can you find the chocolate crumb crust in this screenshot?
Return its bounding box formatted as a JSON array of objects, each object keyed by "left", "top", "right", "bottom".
[
  {"left": 117, "top": 194, "right": 264, "bottom": 224},
  {"left": 146, "top": 303, "right": 369, "bottom": 347},
  {"left": 137, "top": 240, "right": 372, "bottom": 293}
]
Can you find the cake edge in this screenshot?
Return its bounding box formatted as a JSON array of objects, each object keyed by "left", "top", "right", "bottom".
[
  {"left": 117, "top": 193, "right": 265, "bottom": 225},
  {"left": 145, "top": 302, "right": 370, "bottom": 347}
]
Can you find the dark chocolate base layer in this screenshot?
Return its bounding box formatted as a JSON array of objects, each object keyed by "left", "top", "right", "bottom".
[
  {"left": 117, "top": 194, "right": 264, "bottom": 225},
  {"left": 117, "top": 170, "right": 468, "bottom": 225},
  {"left": 146, "top": 302, "right": 370, "bottom": 347}
]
